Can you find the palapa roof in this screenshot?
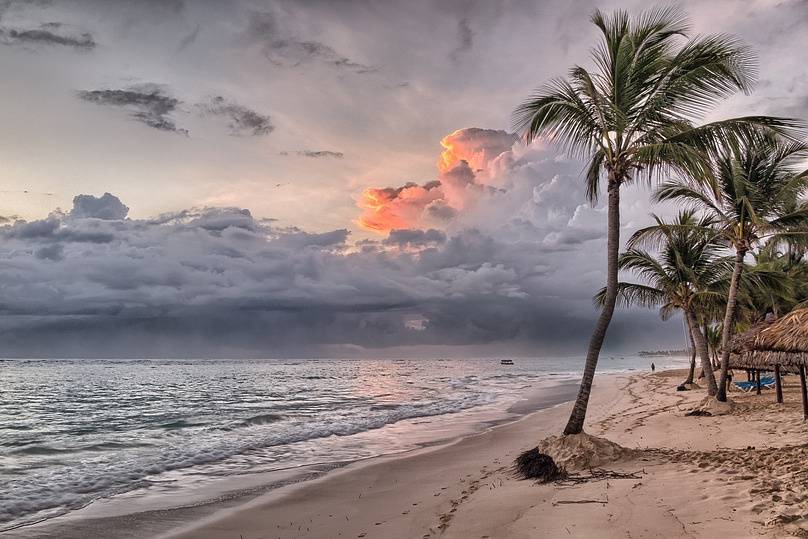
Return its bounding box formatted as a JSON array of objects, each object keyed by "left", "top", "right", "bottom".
[
  {"left": 727, "top": 320, "right": 774, "bottom": 355},
  {"left": 750, "top": 309, "right": 808, "bottom": 353},
  {"left": 727, "top": 308, "right": 808, "bottom": 369}
]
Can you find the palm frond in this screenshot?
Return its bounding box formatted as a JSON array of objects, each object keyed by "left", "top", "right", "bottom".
[{"left": 593, "top": 282, "right": 666, "bottom": 309}]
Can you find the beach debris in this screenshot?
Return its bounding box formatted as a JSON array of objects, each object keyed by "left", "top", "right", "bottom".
[
  {"left": 685, "top": 409, "right": 712, "bottom": 417},
  {"left": 553, "top": 496, "right": 608, "bottom": 505},
  {"left": 556, "top": 468, "right": 643, "bottom": 485},
  {"left": 537, "top": 432, "right": 635, "bottom": 470},
  {"left": 513, "top": 448, "right": 567, "bottom": 482}
]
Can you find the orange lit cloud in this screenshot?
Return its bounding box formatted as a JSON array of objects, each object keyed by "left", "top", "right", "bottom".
[
  {"left": 357, "top": 128, "right": 518, "bottom": 234},
  {"left": 357, "top": 181, "right": 443, "bottom": 232},
  {"left": 438, "top": 128, "right": 517, "bottom": 176}
]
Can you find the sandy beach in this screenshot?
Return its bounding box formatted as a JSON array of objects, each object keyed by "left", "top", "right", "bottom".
[
  {"left": 12, "top": 367, "right": 808, "bottom": 539},
  {"left": 119, "top": 367, "right": 804, "bottom": 539}
]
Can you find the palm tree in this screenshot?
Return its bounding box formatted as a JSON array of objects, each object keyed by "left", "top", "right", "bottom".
[
  {"left": 745, "top": 241, "right": 808, "bottom": 319},
  {"left": 705, "top": 324, "right": 721, "bottom": 368},
  {"left": 597, "top": 210, "right": 725, "bottom": 395},
  {"left": 512, "top": 6, "right": 789, "bottom": 433},
  {"left": 683, "top": 323, "right": 697, "bottom": 386},
  {"left": 656, "top": 134, "right": 808, "bottom": 401}
]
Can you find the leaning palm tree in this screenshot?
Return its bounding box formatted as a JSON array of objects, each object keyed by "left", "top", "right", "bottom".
[
  {"left": 656, "top": 133, "right": 808, "bottom": 401},
  {"left": 597, "top": 210, "right": 725, "bottom": 395},
  {"left": 512, "top": 6, "right": 793, "bottom": 433}
]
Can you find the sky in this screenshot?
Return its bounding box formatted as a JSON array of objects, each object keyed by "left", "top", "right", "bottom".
[{"left": 0, "top": 0, "right": 805, "bottom": 358}]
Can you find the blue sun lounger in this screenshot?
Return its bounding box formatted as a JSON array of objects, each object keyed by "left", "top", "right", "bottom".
[{"left": 734, "top": 376, "right": 776, "bottom": 392}]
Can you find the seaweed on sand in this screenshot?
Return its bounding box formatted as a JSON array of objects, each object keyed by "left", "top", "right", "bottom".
[{"left": 513, "top": 448, "right": 567, "bottom": 482}]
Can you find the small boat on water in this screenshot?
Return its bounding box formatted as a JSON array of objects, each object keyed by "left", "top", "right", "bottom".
[{"left": 500, "top": 359, "right": 514, "bottom": 365}]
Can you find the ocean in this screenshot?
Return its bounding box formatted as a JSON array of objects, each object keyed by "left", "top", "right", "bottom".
[{"left": 0, "top": 355, "right": 688, "bottom": 533}]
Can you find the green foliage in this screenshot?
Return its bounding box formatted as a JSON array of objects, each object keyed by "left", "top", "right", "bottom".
[
  {"left": 653, "top": 132, "right": 808, "bottom": 328},
  {"left": 512, "top": 6, "right": 794, "bottom": 202},
  {"left": 594, "top": 210, "right": 727, "bottom": 319}
]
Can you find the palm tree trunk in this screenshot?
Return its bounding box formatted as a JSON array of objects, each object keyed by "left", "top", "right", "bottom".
[
  {"left": 563, "top": 174, "right": 620, "bottom": 435},
  {"left": 716, "top": 247, "right": 747, "bottom": 402},
  {"left": 683, "top": 318, "right": 696, "bottom": 386},
  {"left": 686, "top": 308, "right": 718, "bottom": 395}
]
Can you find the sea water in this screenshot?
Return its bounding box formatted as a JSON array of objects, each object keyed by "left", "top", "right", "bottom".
[{"left": 0, "top": 355, "right": 687, "bottom": 531}]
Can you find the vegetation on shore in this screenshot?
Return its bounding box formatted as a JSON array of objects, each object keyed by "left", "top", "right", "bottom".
[{"left": 514, "top": 6, "right": 808, "bottom": 435}]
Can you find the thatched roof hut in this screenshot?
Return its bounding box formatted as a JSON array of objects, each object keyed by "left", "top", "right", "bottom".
[
  {"left": 728, "top": 309, "right": 808, "bottom": 369},
  {"left": 726, "top": 308, "right": 808, "bottom": 416},
  {"left": 727, "top": 321, "right": 774, "bottom": 369}
]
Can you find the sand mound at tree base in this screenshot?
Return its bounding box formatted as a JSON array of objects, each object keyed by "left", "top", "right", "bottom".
[
  {"left": 537, "top": 432, "right": 634, "bottom": 470},
  {"left": 692, "top": 396, "right": 735, "bottom": 416}
]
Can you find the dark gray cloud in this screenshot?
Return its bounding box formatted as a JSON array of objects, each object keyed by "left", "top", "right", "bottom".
[
  {"left": 201, "top": 96, "right": 273, "bottom": 136},
  {"left": 70, "top": 192, "right": 129, "bottom": 220},
  {"left": 246, "top": 11, "right": 377, "bottom": 74},
  {"left": 78, "top": 88, "right": 272, "bottom": 137},
  {"left": 5, "top": 215, "right": 116, "bottom": 244},
  {"left": 279, "top": 150, "right": 344, "bottom": 159},
  {"left": 78, "top": 84, "right": 187, "bottom": 135},
  {"left": 450, "top": 17, "right": 473, "bottom": 61},
  {"left": 0, "top": 185, "right": 681, "bottom": 357},
  {"left": 34, "top": 243, "right": 63, "bottom": 261},
  {"left": 1, "top": 0, "right": 771, "bottom": 357},
  {"left": 0, "top": 24, "right": 95, "bottom": 49},
  {"left": 383, "top": 228, "right": 446, "bottom": 248}
]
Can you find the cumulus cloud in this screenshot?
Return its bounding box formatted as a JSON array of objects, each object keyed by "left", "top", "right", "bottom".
[
  {"left": 70, "top": 192, "right": 129, "bottom": 220},
  {"left": 0, "top": 186, "right": 676, "bottom": 357},
  {"left": 0, "top": 122, "right": 681, "bottom": 357},
  {"left": 357, "top": 180, "right": 444, "bottom": 232},
  {"left": 438, "top": 128, "right": 518, "bottom": 177},
  {"left": 383, "top": 228, "right": 446, "bottom": 248},
  {"left": 78, "top": 84, "right": 187, "bottom": 135},
  {"left": 357, "top": 127, "right": 558, "bottom": 233},
  {"left": 200, "top": 96, "right": 273, "bottom": 136}
]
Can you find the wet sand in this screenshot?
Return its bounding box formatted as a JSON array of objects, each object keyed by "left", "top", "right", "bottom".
[{"left": 166, "top": 369, "right": 808, "bottom": 538}]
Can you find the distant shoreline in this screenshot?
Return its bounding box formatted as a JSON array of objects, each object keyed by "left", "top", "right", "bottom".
[{"left": 637, "top": 349, "right": 689, "bottom": 357}]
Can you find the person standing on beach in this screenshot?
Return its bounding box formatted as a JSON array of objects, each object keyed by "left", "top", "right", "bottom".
[{"left": 651, "top": 362, "right": 655, "bottom": 372}]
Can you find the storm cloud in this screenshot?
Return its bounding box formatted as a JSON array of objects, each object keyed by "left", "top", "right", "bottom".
[
  {"left": 0, "top": 140, "right": 678, "bottom": 358},
  {"left": 3, "top": 0, "right": 800, "bottom": 357}
]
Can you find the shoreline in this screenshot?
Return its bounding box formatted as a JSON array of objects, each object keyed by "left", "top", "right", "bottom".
[
  {"left": 35, "top": 365, "right": 808, "bottom": 538},
  {"left": 5, "top": 375, "right": 584, "bottom": 538},
  {"left": 162, "top": 373, "right": 626, "bottom": 539}
]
